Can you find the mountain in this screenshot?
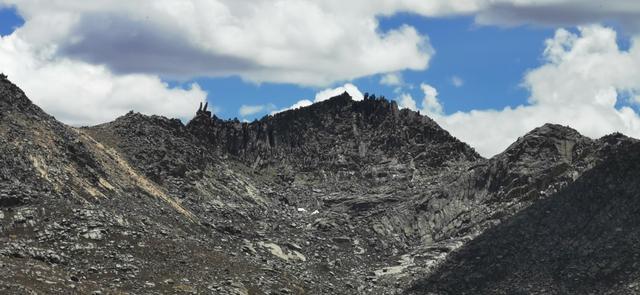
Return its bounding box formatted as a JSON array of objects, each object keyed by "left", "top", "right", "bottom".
[
  {"left": 1, "top": 75, "right": 639, "bottom": 294},
  {"left": 408, "top": 133, "right": 640, "bottom": 294},
  {"left": 185, "top": 93, "right": 479, "bottom": 173}
]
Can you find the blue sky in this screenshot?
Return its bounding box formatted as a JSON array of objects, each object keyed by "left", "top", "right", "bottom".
[
  {"left": 0, "top": 6, "right": 21, "bottom": 36},
  {"left": 2, "top": 1, "right": 640, "bottom": 156}
]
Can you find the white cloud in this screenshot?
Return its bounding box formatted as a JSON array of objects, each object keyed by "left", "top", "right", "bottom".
[
  {"left": 380, "top": 72, "right": 404, "bottom": 86},
  {"left": 420, "top": 84, "right": 444, "bottom": 116},
  {"left": 451, "top": 75, "right": 464, "bottom": 87},
  {"left": 396, "top": 83, "right": 443, "bottom": 117},
  {"left": 0, "top": 33, "right": 206, "bottom": 126},
  {"left": 426, "top": 25, "right": 640, "bottom": 157},
  {"left": 1, "top": 0, "right": 639, "bottom": 90},
  {"left": 397, "top": 93, "right": 418, "bottom": 111},
  {"left": 0, "top": 0, "right": 437, "bottom": 86},
  {"left": 239, "top": 103, "right": 276, "bottom": 117}
]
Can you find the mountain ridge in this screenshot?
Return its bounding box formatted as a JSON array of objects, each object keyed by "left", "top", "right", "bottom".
[{"left": 1, "top": 77, "right": 639, "bottom": 294}]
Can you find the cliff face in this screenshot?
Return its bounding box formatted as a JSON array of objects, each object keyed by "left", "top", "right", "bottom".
[{"left": 2, "top": 76, "right": 640, "bottom": 294}]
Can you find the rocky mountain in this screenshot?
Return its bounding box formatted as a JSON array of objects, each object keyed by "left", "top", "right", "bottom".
[
  {"left": 1, "top": 75, "right": 639, "bottom": 294},
  {"left": 409, "top": 133, "right": 640, "bottom": 294}
]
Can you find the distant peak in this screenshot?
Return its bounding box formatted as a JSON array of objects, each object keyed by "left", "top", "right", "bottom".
[
  {"left": 112, "top": 110, "right": 146, "bottom": 122},
  {"left": 598, "top": 132, "right": 637, "bottom": 147},
  {"left": 91, "top": 110, "right": 184, "bottom": 132},
  {"left": 499, "top": 123, "right": 592, "bottom": 162},
  {"left": 526, "top": 123, "right": 582, "bottom": 138},
  {"left": 305, "top": 91, "right": 353, "bottom": 109}
]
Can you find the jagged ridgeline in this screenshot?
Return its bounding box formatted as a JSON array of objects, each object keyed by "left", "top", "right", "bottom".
[
  {"left": 2, "top": 75, "right": 640, "bottom": 294},
  {"left": 186, "top": 92, "right": 479, "bottom": 174}
]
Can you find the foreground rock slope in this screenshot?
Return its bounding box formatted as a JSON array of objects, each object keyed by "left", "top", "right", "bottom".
[{"left": 1, "top": 76, "right": 639, "bottom": 294}]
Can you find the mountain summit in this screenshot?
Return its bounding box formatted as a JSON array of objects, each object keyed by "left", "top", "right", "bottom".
[
  {"left": 1, "top": 79, "right": 639, "bottom": 294},
  {"left": 185, "top": 92, "right": 480, "bottom": 173}
]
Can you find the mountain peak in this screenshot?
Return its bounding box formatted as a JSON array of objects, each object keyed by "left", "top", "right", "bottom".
[
  {"left": 183, "top": 93, "right": 478, "bottom": 174},
  {"left": 0, "top": 77, "right": 53, "bottom": 123},
  {"left": 109, "top": 110, "right": 184, "bottom": 128},
  {"left": 499, "top": 123, "right": 592, "bottom": 163},
  {"left": 0, "top": 76, "right": 30, "bottom": 107},
  {"left": 527, "top": 123, "right": 582, "bottom": 138}
]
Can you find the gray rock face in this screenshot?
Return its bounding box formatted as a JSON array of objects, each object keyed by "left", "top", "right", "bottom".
[
  {"left": 1, "top": 77, "right": 639, "bottom": 294},
  {"left": 409, "top": 134, "right": 640, "bottom": 295}
]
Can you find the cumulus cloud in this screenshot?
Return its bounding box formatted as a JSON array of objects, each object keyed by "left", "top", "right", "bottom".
[
  {"left": 396, "top": 83, "right": 443, "bottom": 117},
  {"left": 396, "top": 93, "right": 418, "bottom": 111},
  {"left": 1, "top": 0, "right": 639, "bottom": 89},
  {"left": 0, "top": 33, "right": 206, "bottom": 126},
  {"left": 0, "top": 0, "right": 437, "bottom": 86},
  {"left": 420, "top": 84, "right": 444, "bottom": 116},
  {"left": 451, "top": 76, "right": 464, "bottom": 87},
  {"left": 239, "top": 103, "right": 276, "bottom": 117},
  {"left": 418, "top": 25, "right": 640, "bottom": 157},
  {"left": 26, "top": 0, "right": 636, "bottom": 87},
  {"left": 380, "top": 72, "right": 404, "bottom": 86}
]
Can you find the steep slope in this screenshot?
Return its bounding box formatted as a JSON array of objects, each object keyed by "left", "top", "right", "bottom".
[
  {"left": 409, "top": 134, "right": 640, "bottom": 294},
  {"left": 2, "top": 80, "right": 195, "bottom": 212},
  {"left": 0, "top": 77, "right": 303, "bottom": 294},
  {"left": 0, "top": 74, "right": 210, "bottom": 293}
]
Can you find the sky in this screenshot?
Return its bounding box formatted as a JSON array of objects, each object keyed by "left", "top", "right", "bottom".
[{"left": 1, "top": 1, "right": 640, "bottom": 157}]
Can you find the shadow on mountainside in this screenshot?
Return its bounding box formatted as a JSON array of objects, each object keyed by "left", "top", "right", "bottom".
[{"left": 408, "top": 134, "right": 640, "bottom": 294}]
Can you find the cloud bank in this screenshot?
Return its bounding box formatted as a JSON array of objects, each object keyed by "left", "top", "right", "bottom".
[
  {"left": 8, "top": 0, "right": 639, "bottom": 88},
  {"left": 0, "top": 0, "right": 436, "bottom": 86}
]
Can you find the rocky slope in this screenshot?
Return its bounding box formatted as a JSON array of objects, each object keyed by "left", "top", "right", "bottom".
[
  {"left": 1, "top": 75, "right": 639, "bottom": 294},
  {"left": 409, "top": 133, "right": 640, "bottom": 294}
]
